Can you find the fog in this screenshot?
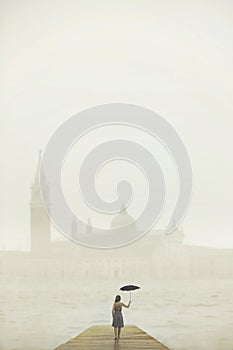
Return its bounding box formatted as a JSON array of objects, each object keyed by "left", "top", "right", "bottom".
[
  {"left": 1, "top": 1, "right": 233, "bottom": 349},
  {"left": 1, "top": 0, "right": 233, "bottom": 249}
]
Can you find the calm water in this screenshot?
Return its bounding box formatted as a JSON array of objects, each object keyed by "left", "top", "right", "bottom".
[{"left": 0, "top": 278, "right": 233, "bottom": 350}]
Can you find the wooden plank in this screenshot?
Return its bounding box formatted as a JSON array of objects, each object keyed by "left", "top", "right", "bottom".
[{"left": 54, "top": 325, "right": 171, "bottom": 350}]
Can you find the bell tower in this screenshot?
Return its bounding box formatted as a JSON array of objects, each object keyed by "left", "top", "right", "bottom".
[{"left": 30, "top": 150, "right": 51, "bottom": 253}]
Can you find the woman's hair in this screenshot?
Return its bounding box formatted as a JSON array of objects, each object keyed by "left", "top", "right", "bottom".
[{"left": 115, "top": 295, "right": 121, "bottom": 302}]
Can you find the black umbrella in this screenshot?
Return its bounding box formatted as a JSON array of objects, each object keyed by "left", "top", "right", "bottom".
[{"left": 120, "top": 284, "right": 140, "bottom": 301}]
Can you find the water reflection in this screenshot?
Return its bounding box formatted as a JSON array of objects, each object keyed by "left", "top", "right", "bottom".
[{"left": 113, "top": 339, "right": 121, "bottom": 350}]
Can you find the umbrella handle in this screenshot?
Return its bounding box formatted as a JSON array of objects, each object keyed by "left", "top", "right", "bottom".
[{"left": 130, "top": 291, "right": 131, "bottom": 302}]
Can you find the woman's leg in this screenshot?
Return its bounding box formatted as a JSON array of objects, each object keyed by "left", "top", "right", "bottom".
[
  {"left": 114, "top": 327, "right": 118, "bottom": 339},
  {"left": 118, "top": 327, "right": 121, "bottom": 338}
]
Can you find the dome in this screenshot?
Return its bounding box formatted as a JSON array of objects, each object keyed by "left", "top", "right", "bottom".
[{"left": 111, "top": 205, "right": 137, "bottom": 232}]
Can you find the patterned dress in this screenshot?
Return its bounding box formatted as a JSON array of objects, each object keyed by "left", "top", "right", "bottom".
[{"left": 112, "top": 305, "right": 124, "bottom": 328}]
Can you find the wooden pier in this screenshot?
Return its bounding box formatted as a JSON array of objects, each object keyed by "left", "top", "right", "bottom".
[{"left": 55, "top": 325, "right": 171, "bottom": 350}]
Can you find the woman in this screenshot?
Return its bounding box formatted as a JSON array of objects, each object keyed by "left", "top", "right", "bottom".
[{"left": 112, "top": 295, "right": 131, "bottom": 340}]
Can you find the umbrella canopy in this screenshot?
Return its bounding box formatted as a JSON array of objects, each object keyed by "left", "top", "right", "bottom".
[
  {"left": 120, "top": 285, "right": 140, "bottom": 291},
  {"left": 120, "top": 285, "right": 140, "bottom": 301}
]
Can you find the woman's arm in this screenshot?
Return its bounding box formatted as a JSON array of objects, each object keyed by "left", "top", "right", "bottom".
[
  {"left": 112, "top": 303, "right": 115, "bottom": 317},
  {"left": 122, "top": 301, "right": 131, "bottom": 308}
]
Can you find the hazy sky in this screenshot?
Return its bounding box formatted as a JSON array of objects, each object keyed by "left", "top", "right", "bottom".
[{"left": 1, "top": 0, "right": 233, "bottom": 249}]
